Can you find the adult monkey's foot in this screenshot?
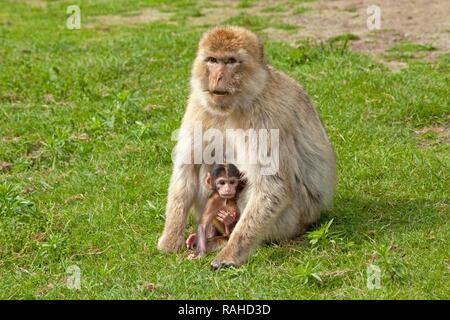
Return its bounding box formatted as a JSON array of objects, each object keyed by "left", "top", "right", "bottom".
[
  {"left": 157, "top": 233, "right": 185, "bottom": 252},
  {"left": 210, "top": 246, "right": 242, "bottom": 270},
  {"left": 210, "top": 259, "right": 237, "bottom": 270}
]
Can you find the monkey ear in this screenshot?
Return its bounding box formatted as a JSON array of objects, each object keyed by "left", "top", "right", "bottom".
[
  {"left": 205, "top": 173, "right": 212, "bottom": 189},
  {"left": 258, "top": 42, "right": 265, "bottom": 64},
  {"left": 238, "top": 173, "right": 247, "bottom": 192}
]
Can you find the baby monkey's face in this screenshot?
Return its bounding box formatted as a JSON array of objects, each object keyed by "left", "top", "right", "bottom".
[{"left": 215, "top": 176, "right": 239, "bottom": 199}]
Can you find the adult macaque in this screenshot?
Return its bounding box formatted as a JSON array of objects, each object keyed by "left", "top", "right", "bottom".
[
  {"left": 186, "top": 163, "right": 245, "bottom": 259},
  {"left": 158, "top": 26, "right": 336, "bottom": 269}
]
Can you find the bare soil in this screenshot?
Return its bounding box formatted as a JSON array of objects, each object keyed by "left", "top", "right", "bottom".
[
  {"left": 415, "top": 120, "right": 450, "bottom": 148},
  {"left": 85, "top": 8, "right": 172, "bottom": 28},
  {"left": 282, "top": 0, "right": 450, "bottom": 59}
]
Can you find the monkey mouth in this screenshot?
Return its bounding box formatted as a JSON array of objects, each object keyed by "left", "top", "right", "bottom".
[
  {"left": 219, "top": 193, "right": 235, "bottom": 199},
  {"left": 210, "top": 90, "right": 230, "bottom": 96}
]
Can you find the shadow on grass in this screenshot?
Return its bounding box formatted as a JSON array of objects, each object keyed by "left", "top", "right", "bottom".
[
  {"left": 264, "top": 195, "right": 443, "bottom": 250},
  {"left": 328, "top": 196, "right": 443, "bottom": 240},
  {"left": 253, "top": 196, "right": 445, "bottom": 268}
]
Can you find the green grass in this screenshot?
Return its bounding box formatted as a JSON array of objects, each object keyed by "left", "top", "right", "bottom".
[
  {"left": 0, "top": 1, "right": 449, "bottom": 299},
  {"left": 261, "top": 5, "right": 290, "bottom": 13},
  {"left": 293, "top": 6, "right": 311, "bottom": 15},
  {"left": 287, "top": 0, "right": 315, "bottom": 4},
  {"left": 328, "top": 33, "right": 360, "bottom": 44},
  {"left": 237, "top": 0, "right": 255, "bottom": 9},
  {"left": 224, "top": 13, "right": 298, "bottom": 32},
  {"left": 385, "top": 41, "right": 438, "bottom": 61}
]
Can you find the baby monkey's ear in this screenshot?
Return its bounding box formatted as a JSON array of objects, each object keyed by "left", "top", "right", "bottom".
[{"left": 205, "top": 172, "right": 213, "bottom": 189}]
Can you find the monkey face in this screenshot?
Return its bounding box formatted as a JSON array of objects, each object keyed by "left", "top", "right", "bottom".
[
  {"left": 194, "top": 50, "right": 244, "bottom": 112},
  {"left": 204, "top": 54, "right": 241, "bottom": 102},
  {"left": 205, "top": 164, "right": 246, "bottom": 199},
  {"left": 215, "top": 176, "right": 239, "bottom": 199},
  {"left": 192, "top": 27, "right": 267, "bottom": 115}
]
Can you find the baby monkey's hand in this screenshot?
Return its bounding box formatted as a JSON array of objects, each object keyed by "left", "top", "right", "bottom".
[{"left": 217, "top": 210, "right": 237, "bottom": 227}]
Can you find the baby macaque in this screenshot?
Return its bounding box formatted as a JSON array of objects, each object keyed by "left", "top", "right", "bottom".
[{"left": 186, "top": 164, "right": 245, "bottom": 259}]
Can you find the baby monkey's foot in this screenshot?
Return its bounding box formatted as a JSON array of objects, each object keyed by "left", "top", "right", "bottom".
[
  {"left": 185, "top": 233, "right": 196, "bottom": 250},
  {"left": 187, "top": 251, "right": 205, "bottom": 260}
]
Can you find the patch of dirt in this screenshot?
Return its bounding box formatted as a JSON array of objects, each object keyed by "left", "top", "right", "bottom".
[
  {"left": 282, "top": 0, "right": 450, "bottom": 59},
  {"left": 0, "top": 136, "right": 20, "bottom": 143},
  {"left": 414, "top": 121, "right": 450, "bottom": 148},
  {"left": 187, "top": 0, "right": 294, "bottom": 26},
  {"left": 1, "top": 91, "right": 20, "bottom": 103},
  {"left": 0, "top": 161, "right": 12, "bottom": 172},
  {"left": 64, "top": 194, "right": 85, "bottom": 205},
  {"left": 263, "top": 27, "right": 295, "bottom": 41},
  {"left": 188, "top": 0, "right": 450, "bottom": 70},
  {"left": 188, "top": 6, "right": 241, "bottom": 26},
  {"left": 37, "top": 283, "right": 54, "bottom": 296},
  {"left": 43, "top": 93, "right": 55, "bottom": 103},
  {"left": 18, "top": 0, "right": 47, "bottom": 9},
  {"left": 143, "top": 283, "right": 161, "bottom": 292},
  {"left": 71, "top": 132, "right": 90, "bottom": 141},
  {"left": 86, "top": 8, "right": 172, "bottom": 28},
  {"left": 33, "top": 232, "right": 46, "bottom": 242},
  {"left": 379, "top": 60, "right": 408, "bottom": 72},
  {"left": 320, "top": 268, "right": 352, "bottom": 278}
]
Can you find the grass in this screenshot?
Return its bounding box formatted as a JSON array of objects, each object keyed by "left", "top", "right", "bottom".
[
  {"left": 0, "top": 0, "right": 449, "bottom": 299},
  {"left": 293, "top": 6, "right": 311, "bottom": 15},
  {"left": 328, "top": 33, "right": 360, "bottom": 44},
  {"left": 237, "top": 0, "right": 256, "bottom": 9},
  {"left": 224, "top": 14, "right": 298, "bottom": 32},
  {"left": 261, "top": 5, "right": 290, "bottom": 13},
  {"left": 385, "top": 41, "right": 438, "bottom": 61}
]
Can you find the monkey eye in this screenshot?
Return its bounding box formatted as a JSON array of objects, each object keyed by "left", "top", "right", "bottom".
[
  {"left": 206, "top": 57, "right": 218, "bottom": 63},
  {"left": 229, "top": 180, "right": 236, "bottom": 185},
  {"left": 225, "top": 57, "right": 237, "bottom": 64}
]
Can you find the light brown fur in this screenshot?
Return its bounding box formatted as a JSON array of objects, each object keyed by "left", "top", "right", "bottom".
[{"left": 157, "top": 26, "right": 336, "bottom": 268}]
